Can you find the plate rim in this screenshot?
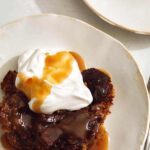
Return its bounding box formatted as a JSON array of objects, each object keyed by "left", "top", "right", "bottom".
[
  {"left": 83, "top": 0, "right": 150, "bottom": 35},
  {"left": 0, "top": 13, "right": 149, "bottom": 148}
]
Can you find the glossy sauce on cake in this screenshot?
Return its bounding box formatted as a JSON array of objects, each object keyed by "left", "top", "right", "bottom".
[
  {"left": 70, "top": 51, "right": 86, "bottom": 71},
  {"left": 91, "top": 126, "right": 108, "bottom": 150}
]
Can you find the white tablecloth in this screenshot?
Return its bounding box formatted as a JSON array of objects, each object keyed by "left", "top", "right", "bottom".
[{"left": 0, "top": 0, "right": 150, "bottom": 84}]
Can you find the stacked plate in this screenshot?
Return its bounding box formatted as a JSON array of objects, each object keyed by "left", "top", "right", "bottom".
[{"left": 84, "top": 0, "right": 150, "bottom": 34}]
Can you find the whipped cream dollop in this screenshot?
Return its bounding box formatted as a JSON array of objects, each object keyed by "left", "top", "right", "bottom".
[{"left": 16, "top": 49, "right": 93, "bottom": 114}]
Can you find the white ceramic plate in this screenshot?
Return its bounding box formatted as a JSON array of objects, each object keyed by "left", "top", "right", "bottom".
[
  {"left": 0, "top": 14, "right": 149, "bottom": 150},
  {"left": 84, "top": 0, "right": 150, "bottom": 34}
]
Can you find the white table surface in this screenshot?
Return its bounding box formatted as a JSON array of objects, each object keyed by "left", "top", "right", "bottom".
[{"left": 0, "top": 0, "right": 149, "bottom": 84}]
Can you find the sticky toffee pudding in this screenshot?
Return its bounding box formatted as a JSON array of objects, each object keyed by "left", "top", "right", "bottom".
[{"left": 0, "top": 50, "right": 114, "bottom": 150}]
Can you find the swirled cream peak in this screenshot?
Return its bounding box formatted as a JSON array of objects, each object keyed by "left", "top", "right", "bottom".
[{"left": 15, "top": 49, "right": 93, "bottom": 114}]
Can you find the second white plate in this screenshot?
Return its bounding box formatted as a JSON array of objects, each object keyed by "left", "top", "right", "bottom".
[{"left": 84, "top": 0, "right": 150, "bottom": 34}]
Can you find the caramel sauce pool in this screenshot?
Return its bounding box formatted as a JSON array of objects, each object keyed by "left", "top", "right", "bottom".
[
  {"left": 17, "top": 51, "right": 86, "bottom": 113},
  {"left": 91, "top": 126, "right": 108, "bottom": 150}
]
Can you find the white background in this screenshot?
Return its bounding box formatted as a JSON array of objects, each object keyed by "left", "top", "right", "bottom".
[{"left": 0, "top": 0, "right": 149, "bottom": 83}]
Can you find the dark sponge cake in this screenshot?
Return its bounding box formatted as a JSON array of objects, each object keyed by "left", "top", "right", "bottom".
[{"left": 0, "top": 68, "right": 114, "bottom": 150}]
